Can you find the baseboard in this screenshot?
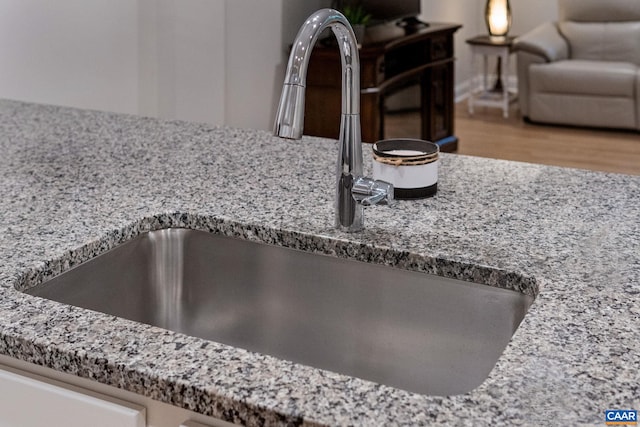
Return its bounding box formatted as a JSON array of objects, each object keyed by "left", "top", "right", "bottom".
[
  {"left": 455, "top": 79, "right": 472, "bottom": 103},
  {"left": 384, "top": 75, "right": 517, "bottom": 110},
  {"left": 456, "top": 75, "right": 518, "bottom": 104}
]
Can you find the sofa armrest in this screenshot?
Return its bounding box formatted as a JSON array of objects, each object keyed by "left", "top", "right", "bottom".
[{"left": 513, "top": 22, "right": 569, "bottom": 62}]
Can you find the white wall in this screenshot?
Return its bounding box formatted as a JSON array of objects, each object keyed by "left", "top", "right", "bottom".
[
  {"left": 0, "top": 0, "right": 225, "bottom": 124},
  {"left": 511, "top": 0, "right": 558, "bottom": 34},
  {"left": 223, "top": 0, "right": 324, "bottom": 131},
  {"left": 0, "top": 0, "right": 558, "bottom": 131},
  {"left": 0, "top": 0, "right": 139, "bottom": 114},
  {"left": 138, "top": 0, "right": 226, "bottom": 124}
]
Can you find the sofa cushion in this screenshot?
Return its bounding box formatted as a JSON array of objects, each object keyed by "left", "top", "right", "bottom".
[
  {"left": 529, "top": 93, "right": 637, "bottom": 130},
  {"left": 530, "top": 60, "right": 637, "bottom": 97},
  {"left": 559, "top": 22, "right": 640, "bottom": 65}
]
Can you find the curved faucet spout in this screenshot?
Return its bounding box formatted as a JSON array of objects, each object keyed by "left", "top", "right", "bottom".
[
  {"left": 274, "top": 9, "right": 360, "bottom": 139},
  {"left": 274, "top": 9, "right": 393, "bottom": 232}
]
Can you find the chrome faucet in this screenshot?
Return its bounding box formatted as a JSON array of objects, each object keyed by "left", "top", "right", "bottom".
[{"left": 274, "top": 9, "right": 393, "bottom": 232}]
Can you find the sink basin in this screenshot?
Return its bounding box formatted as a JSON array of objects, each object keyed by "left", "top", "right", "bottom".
[{"left": 25, "top": 228, "right": 533, "bottom": 396}]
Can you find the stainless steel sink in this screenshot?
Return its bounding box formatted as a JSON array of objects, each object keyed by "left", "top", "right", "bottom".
[{"left": 25, "top": 228, "right": 533, "bottom": 396}]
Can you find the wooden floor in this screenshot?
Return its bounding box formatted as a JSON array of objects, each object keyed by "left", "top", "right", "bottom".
[{"left": 385, "top": 102, "right": 640, "bottom": 176}]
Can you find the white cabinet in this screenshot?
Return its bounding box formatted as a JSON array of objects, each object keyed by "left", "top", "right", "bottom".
[
  {"left": 0, "top": 365, "right": 145, "bottom": 427},
  {"left": 180, "top": 421, "right": 221, "bottom": 427},
  {"left": 0, "top": 355, "right": 238, "bottom": 427}
]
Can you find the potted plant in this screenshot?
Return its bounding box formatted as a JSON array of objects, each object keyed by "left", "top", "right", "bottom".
[{"left": 332, "top": 0, "right": 372, "bottom": 44}]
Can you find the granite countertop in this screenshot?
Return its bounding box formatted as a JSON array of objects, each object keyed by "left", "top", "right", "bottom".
[{"left": 0, "top": 99, "right": 638, "bottom": 426}]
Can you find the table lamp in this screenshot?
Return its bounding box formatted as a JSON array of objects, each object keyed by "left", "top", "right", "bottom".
[{"left": 485, "top": 0, "right": 511, "bottom": 40}]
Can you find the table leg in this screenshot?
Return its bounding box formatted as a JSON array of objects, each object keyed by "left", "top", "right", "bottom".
[
  {"left": 468, "top": 50, "right": 476, "bottom": 115},
  {"left": 502, "top": 51, "right": 509, "bottom": 118},
  {"left": 482, "top": 54, "right": 488, "bottom": 92}
]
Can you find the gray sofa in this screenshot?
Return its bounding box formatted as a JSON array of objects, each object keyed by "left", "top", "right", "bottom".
[{"left": 513, "top": 0, "right": 640, "bottom": 130}]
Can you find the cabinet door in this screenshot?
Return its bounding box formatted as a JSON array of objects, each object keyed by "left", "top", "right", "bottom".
[{"left": 0, "top": 366, "right": 145, "bottom": 427}]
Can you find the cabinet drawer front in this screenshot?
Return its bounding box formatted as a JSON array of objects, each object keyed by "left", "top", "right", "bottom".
[{"left": 0, "top": 367, "right": 145, "bottom": 427}]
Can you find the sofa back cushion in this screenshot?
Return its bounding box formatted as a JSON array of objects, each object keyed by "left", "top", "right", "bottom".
[
  {"left": 559, "top": 0, "right": 640, "bottom": 22},
  {"left": 559, "top": 21, "right": 640, "bottom": 65}
]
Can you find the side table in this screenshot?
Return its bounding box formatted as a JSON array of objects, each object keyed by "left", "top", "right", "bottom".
[{"left": 466, "top": 35, "right": 517, "bottom": 118}]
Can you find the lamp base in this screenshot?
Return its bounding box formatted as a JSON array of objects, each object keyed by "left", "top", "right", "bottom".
[
  {"left": 492, "top": 56, "right": 504, "bottom": 92},
  {"left": 489, "top": 35, "right": 507, "bottom": 42}
]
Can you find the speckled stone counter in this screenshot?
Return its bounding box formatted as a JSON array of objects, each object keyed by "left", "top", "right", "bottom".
[{"left": 0, "top": 99, "right": 638, "bottom": 426}]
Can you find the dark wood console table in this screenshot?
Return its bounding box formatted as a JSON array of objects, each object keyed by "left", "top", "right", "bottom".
[{"left": 304, "top": 22, "right": 462, "bottom": 152}]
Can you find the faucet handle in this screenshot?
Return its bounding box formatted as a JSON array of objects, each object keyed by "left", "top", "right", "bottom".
[{"left": 352, "top": 177, "right": 394, "bottom": 207}]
